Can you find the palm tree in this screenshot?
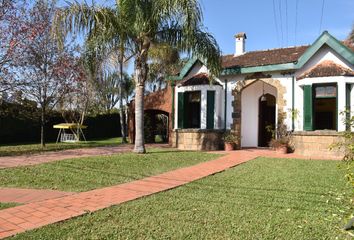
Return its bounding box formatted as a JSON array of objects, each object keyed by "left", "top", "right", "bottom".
[
  {"left": 54, "top": 0, "right": 221, "bottom": 153},
  {"left": 349, "top": 25, "right": 354, "bottom": 44},
  {"left": 147, "top": 44, "right": 181, "bottom": 92}
]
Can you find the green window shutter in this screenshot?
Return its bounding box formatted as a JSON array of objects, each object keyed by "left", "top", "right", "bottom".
[
  {"left": 346, "top": 84, "right": 351, "bottom": 131},
  {"left": 303, "top": 85, "right": 313, "bottom": 131},
  {"left": 178, "top": 92, "right": 184, "bottom": 128},
  {"left": 207, "top": 91, "right": 215, "bottom": 129}
]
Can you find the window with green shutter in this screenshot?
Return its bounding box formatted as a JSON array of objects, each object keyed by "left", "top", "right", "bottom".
[
  {"left": 206, "top": 91, "right": 215, "bottom": 129},
  {"left": 346, "top": 84, "right": 352, "bottom": 131},
  {"left": 177, "top": 92, "right": 184, "bottom": 128},
  {"left": 311, "top": 83, "right": 337, "bottom": 131},
  {"left": 303, "top": 85, "right": 313, "bottom": 131}
]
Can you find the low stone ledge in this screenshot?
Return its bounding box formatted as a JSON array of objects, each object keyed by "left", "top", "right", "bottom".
[
  {"left": 292, "top": 132, "right": 343, "bottom": 158},
  {"left": 173, "top": 129, "right": 225, "bottom": 133},
  {"left": 293, "top": 131, "right": 341, "bottom": 136},
  {"left": 172, "top": 129, "right": 224, "bottom": 151}
]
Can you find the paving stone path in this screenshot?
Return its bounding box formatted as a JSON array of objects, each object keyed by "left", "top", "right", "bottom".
[
  {"left": 0, "top": 149, "right": 340, "bottom": 238},
  {"left": 0, "top": 188, "right": 74, "bottom": 204},
  {"left": 0, "top": 144, "right": 169, "bottom": 169}
]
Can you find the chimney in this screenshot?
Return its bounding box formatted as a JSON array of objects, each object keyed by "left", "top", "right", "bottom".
[{"left": 234, "top": 32, "right": 247, "bottom": 56}]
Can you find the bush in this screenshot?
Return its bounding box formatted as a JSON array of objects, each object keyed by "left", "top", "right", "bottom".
[
  {"left": 331, "top": 111, "right": 354, "bottom": 231},
  {"left": 0, "top": 102, "right": 122, "bottom": 144}
]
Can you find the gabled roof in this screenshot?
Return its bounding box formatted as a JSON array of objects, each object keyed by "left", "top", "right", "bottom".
[
  {"left": 297, "top": 60, "right": 354, "bottom": 80},
  {"left": 170, "top": 31, "right": 354, "bottom": 80},
  {"left": 296, "top": 31, "right": 354, "bottom": 68},
  {"left": 222, "top": 46, "right": 308, "bottom": 69}
]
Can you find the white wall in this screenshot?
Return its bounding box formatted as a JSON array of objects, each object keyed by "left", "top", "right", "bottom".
[
  {"left": 184, "top": 62, "right": 209, "bottom": 79},
  {"left": 173, "top": 41, "right": 354, "bottom": 136},
  {"left": 241, "top": 81, "right": 277, "bottom": 147}
]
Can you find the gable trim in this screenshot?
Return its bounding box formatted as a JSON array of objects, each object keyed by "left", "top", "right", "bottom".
[
  {"left": 296, "top": 31, "right": 354, "bottom": 68},
  {"left": 169, "top": 31, "right": 354, "bottom": 79}
]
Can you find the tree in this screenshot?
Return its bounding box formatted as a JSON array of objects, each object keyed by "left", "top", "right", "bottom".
[
  {"left": 105, "top": 50, "right": 134, "bottom": 143},
  {"left": 0, "top": 0, "right": 34, "bottom": 94},
  {"left": 349, "top": 25, "right": 354, "bottom": 44},
  {"left": 59, "top": 58, "right": 91, "bottom": 128},
  {"left": 18, "top": 0, "right": 83, "bottom": 147},
  {"left": 54, "top": 0, "right": 221, "bottom": 153},
  {"left": 332, "top": 112, "right": 354, "bottom": 232},
  {"left": 147, "top": 44, "right": 181, "bottom": 93},
  {"left": 80, "top": 38, "right": 107, "bottom": 114}
]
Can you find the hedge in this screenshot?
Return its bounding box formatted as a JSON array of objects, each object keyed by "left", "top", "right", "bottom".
[{"left": 0, "top": 102, "right": 122, "bottom": 144}]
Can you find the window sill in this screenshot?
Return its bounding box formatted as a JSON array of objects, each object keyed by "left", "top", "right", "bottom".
[{"left": 293, "top": 130, "right": 341, "bottom": 136}]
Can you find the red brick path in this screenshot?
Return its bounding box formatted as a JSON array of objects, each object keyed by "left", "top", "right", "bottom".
[
  {"left": 0, "top": 144, "right": 170, "bottom": 169},
  {"left": 0, "top": 149, "right": 340, "bottom": 238},
  {"left": 0, "top": 188, "right": 74, "bottom": 204}
]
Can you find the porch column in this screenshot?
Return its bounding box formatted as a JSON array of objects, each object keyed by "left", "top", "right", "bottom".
[
  {"left": 337, "top": 81, "right": 346, "bottom": 132},
  {"left": 200, "top": 89, "right": 207, "bottom": 129}
]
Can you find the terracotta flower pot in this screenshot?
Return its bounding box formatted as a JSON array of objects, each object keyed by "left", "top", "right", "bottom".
[
  {"left": 275, "top": 145, "right": 288, "bottom": 154},
  {"left": 224, "top": 142, "right": 235, "bottom": 151}
]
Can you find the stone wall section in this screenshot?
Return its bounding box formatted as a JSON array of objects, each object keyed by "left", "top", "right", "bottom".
[
  {"left": 292, "top": 131, "right": 343, "bottom": 158},
  {"left": 171, "top": 129, "right": 224, "bottom": 151}
]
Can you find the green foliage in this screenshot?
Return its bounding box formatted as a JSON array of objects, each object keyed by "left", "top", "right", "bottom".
[
  {"left": 331, "top": 111, "right": 354, "bottom": 231},
  {"left": 0, "top": 101, "right": 122, "bottom": 144},
  {"left": 266, "top": 123, "right": 292, "bottom": 148},
  {"left": 0, "top": 202, "right": 19, "bottom": 210},
  {"left": 332, "top": 112, "right": 354, "bottom": 189},
  {"left": 222, "top": 131, "right": 238, "bottom": 143}
]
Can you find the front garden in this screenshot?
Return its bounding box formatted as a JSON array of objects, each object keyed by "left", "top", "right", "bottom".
[
  {"left": 0, "top": 148, "right": 219, "bottom": 192},
  {"left": 0, "top": 137, "right": 123, "bottom": 157},
  {"left": 6, "top": 156, "right": 353, "bottom": 239}
]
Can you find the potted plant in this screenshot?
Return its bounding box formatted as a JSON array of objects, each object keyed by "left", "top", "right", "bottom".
[
  {"left": 267, "top": 123, "right": 292, "bottom": 154},
  {"left": 222, "top": 132, "right": 238, "bottom": 151}
]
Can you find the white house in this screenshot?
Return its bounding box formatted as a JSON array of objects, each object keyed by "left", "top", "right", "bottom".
[{"left": 170, "top": 31, "right": 354, "bottom": 157}]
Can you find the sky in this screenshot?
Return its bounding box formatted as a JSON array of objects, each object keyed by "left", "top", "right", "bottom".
[
  {"left": 200, "top": 0, "right": 353, "bottom": 54},
  {"left": 65, "top": 0, "right": 354, "bottom": 55}
]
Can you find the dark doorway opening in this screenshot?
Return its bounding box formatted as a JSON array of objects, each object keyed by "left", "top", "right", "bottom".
[
  {"left": 258, "top": 94, "right": 276, "bottom": 147},
  {"left": 184, "top": 91, "right": 201, "bottom": 128},
  {"left": 144, "top": 110, "right": 169, "bottom": 143},
  {"left": 313, "top": 84, "right": 337, "bottom": 130}
]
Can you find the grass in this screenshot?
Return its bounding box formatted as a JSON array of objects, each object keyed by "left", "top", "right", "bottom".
[
  {"left": 0, "top": 137, "right": 122, "bottom": 157},
  {"left": 0, "top": 202, "right": 19, "bottom": 210},
  {"left": 9, "top": 157, "right": 353, "bottom": 239},
  {"left": 0, "top": 148, "right": 220, "bottom": 192}
]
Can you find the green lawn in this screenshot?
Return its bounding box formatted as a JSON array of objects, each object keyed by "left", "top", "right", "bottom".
[
  {"left": 0, "top": 149, "right": 220, "bottom": 192},
  {"left": 10, "top": 157, "right": 353, "bottom": 239},
  {"left": 0, "top": 202, "right": 19, "bottom": 210},
  {"left": 0, "top": 137, "right": 122, "bottom": 157}
]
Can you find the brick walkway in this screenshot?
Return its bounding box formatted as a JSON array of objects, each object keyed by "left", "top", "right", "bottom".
[
  {"left": 0, "top": 144, "right": 169, "bottom": 169},
  {"left": 0, "top": 188, "right": 74, "bottom": 204},
  {"left": 0, "top": 149, "right": 340, "bottom": 238}
]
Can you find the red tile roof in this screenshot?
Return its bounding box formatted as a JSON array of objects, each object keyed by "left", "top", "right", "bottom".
[
  {"left": 221, "top": 46, "right": 309, "bottom": 68},
  {"left": 297, "top": 60, "right": 354, "bottom": 80}
]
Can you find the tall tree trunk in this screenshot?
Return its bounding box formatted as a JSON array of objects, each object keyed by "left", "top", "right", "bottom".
[
  {"left": 119, "top": 94, "right": 127, "bottom": 143},
  {"left": 119, "top": 51, "right": 127, "bottom": 143},
  {"left": 134, "top": 81, "right": 145, "bottom": 153},
  {"left": 133, "top": 52, "right": 149, "bottom": 152},
  {"left": 40, "top": 106, "right": 46, "bottom": 148}
]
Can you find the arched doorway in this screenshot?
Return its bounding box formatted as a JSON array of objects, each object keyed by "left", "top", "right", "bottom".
[
  {"left": 240, "top": 80, "right": 278, "bottom": 148},
  {"left": 258, "top": 94, "right": 276, "bottom": 147},
  {"left": 144, "top": 110, "right": 169, "bottom": 143}
]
